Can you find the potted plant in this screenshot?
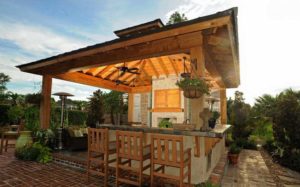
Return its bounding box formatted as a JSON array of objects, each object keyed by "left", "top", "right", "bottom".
[
  {"left": 158, "top": 119, "right": 173, "bottom": 128},
  {"left": 228, "top": 143, "right": 242, "bottom": 165},
  {"left": 176, "top": 78, "right": 210, "bottom": 99},
  {"left": 208, "top": 111, "right": 220, "bottom": 129}
]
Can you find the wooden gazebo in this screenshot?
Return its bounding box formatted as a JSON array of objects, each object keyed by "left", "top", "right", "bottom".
[{"left": 17, "top": 8, "right": 239, "bottom": 129}]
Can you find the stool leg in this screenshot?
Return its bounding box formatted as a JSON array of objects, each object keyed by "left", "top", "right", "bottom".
[
  {"left": 0, "top": 134, "right": 4, "bottom": 154},
  {"left": 5, "top": 139, "right": 8, "bottom": 152},
  {"left": 104, "top": 154, "right": 108, "bottom": 187},
  {"left": 116, "top": 157, "right": 120, "bottom": 187},
  {"left": 86, "top": 151, "right": 90, "bottom": 182}
]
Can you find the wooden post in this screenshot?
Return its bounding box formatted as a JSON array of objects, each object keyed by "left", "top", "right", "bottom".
[
  {"left": 128, "top": 93, "right": 134, "bottom": 123},
  {"left": 190, "top": 42, "right": 206, "bottom": 130},
  {"left": 220, "top": 89, "right": 227, "bottom": 124},
  {"left": 40, "top": 75, "right": 52, "bottom": 129}
]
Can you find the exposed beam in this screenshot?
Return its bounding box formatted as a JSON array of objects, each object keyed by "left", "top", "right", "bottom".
[
  {"left": 30, "top": 31, "right": 204, "bottom": 75},
  {"left": 168, "top": 57, "right": 179, "bottom": 76},
  {"left": 131, "top": 85, "right": 152, "bottom": 93},
  {"left": 54, "top": 72, "right": 131, "bottom": 93},
  {"left": 203, "top": 38, "right": 225, "bottom": 88},
  {"left": 97, "top": 64, "right": 115, "bottom": 78},
  {"left": 207, "top": 36, "right": 230, "bottom": 47},
  {"left": 128, "top": 60, "right": 146, "bottom": 86},
  {"left": 90, "top": 66, "right": 106, "bottom": 76},
  {"left": 20, "top": 16, "right": 230, "bottom": 72},
  {"left": 147, "top": 59, "right": 159, "bottom": 78},
  {"left": 157, "top": 57, "right": 169, "bottom": 77}
]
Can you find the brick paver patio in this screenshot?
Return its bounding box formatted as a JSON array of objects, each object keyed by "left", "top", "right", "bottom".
[
  {"left": 222, "top": 149, "right": 276, "bottom": 187},
  {"left": 0, "top": 148, "right": 105, "bottom": 187}
]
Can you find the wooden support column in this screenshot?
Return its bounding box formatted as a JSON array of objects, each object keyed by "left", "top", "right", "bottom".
[
  {"left": 220, "top": 88, "right": 227, "bottom": 124},
  {"left": 190, "top": 41, "right": 206, "bottom": 130},
  {"left": 40, "top": 75, "right": 52, "bottom": 129},
  {"left": 128, "top": 93, "right": 134, "bottom": 123}
]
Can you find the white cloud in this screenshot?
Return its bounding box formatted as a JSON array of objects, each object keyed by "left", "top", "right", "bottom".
[
  {"left": 0, "top": 21, "right": 89, "bottom": 56},
  {"left": 167, "top": 0, "right": 300, "bottom": 105}
]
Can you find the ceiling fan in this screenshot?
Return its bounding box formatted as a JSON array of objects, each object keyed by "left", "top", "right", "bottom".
[
  {"left": 116, "top": 62, "right": 140, "bottom": 77},
  {"left": 113, "top": 62, "right": 140, "bottom": 85}
]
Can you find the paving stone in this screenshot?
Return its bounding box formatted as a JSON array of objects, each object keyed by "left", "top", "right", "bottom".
[{"left": 278, "top": 175, "right": 300, "bottom": 184}]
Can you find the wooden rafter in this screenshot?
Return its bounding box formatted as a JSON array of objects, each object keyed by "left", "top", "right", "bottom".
[
  {"left": 90, "top": 66, "right": 106, "bottom": 76},
  {"left": 157, "top": 57, "right": 169, "bottom": 77},
  {"left": 97, "top": 64, "right": 115, "bottom": 78},
  {"left": 168, "top": 57, "right": 179, "bottom": 76},
  {"left": 147, "top": 59, "right": 159, "bottom": 78},
  {"left": 129, "top": 60, "right": 146, "bottom": 86}
]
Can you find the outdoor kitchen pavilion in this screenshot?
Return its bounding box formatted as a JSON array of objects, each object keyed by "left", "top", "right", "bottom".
[
  {"left": 17, "top": 8, "right": 240, "bottom": 184},
  {"left": 17, "top": 8, "right": 239, "bottom": 130}
]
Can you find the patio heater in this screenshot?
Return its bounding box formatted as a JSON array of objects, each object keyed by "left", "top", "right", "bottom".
[{"left": 53, "top": 92, "right": 74, "bottom": 150}]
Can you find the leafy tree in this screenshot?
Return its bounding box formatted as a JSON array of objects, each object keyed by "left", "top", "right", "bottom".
[
  {"left": 0, "top": 72, "right": 10, "bottom": 93},
  {"left": 86, "top": 90, "right": 105, "bottom": 127},
  {"left": 103, "top": 91, "right": 126, "bottom": 125},
  {"left": 229, "top": 91, "right": 252, "bottom": 141},
  {"left": 272, "top": 89, "right": 300, "bottom": 151},
  {"left": 166, "top": 11, "right": 188, "bottom": 25},
  {"left": 252, "top": 94, "right": 277, "bottom": 118}
]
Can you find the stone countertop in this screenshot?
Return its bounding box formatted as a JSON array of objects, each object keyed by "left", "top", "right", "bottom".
[{"left": 98, "top": 124, "right": 231, "bottom": 138}]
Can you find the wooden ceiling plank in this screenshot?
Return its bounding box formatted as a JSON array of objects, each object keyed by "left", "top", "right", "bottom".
[
  {"left": 97, "top": 64, "right": 115, "bottom": 78},
  {"left": 157, "top": 57, "right": 169, "bottom": 77},
  {"left": 168, "top": 57, "right": 179, "bottom": 76},
  {"left": 147, "top": 59, "right": 159, "bottom": 78},
  {"left": 91, "top": 66, "right": 106, "bottom": 76}
]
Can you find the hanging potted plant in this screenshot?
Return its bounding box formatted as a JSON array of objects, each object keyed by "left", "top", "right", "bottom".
[{"left": 176, "top": 77, "right": 210, "bottom": 99}]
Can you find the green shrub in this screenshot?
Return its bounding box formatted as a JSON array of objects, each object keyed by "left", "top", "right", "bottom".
[
  {"left": 158, "top": 119, "right": 173, "bottom": 128},
  {"left": 228, "top": 143, "right": 242, "bottom": 154},
  {"left": 24, "top": 106, "right": 40, "bottom": 132},
  {"left": 15, "top": 145, "right": 39, "bottom": 161},
  {"left": 32, "top": 142, "right": 52, "bottom": 163},
  {"left": 67, "top": 110, "right": 87, "bottom": 126},
  {"left": 7, "top": 105, "right": 24, "bottom": 124},
  {"left": 15, "top": 142, "right": 52, "bottom": 163},
  {"left": 0, "top": 104, "right": 10, "bottom": 125}
]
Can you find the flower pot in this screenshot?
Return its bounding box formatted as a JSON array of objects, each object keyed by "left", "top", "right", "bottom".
[
  {"left": 228, "top": 153, "right": 239, "bottom": 165},
  {"left": 16, "top": 131, "right": 33, "bottom": 149},
  {"left": 183, "top": 87, "right": 203, "bottom": 99},
  {"left": 208, "top": 118, "right": 217, "bottom": 129}
]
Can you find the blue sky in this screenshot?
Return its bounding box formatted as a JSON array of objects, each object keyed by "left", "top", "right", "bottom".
[{"left": 1, "top": 0, "right": 300, "bottom": 104}]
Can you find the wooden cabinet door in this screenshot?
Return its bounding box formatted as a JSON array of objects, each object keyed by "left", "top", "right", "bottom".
[
  {"left": 166, "top": 89, "right": 180, "bottom": 108},
  {"left": 155, "top": 90, "right": 166, "bottom": 108}
]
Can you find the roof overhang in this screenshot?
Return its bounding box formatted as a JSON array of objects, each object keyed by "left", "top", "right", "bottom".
[{"left": 17, "top": 8, "right": 240, "bottom": 92}]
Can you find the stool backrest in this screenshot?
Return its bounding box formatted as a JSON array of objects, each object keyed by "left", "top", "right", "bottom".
[
  {"left": 116, "top": 130, "right": 143, "bottom": 160},
  {"left": 151, "top": 134, "right": 184, "bottom": 167},
  {"left": 88, "top": 128, "right": 108, "bottom": 153}
]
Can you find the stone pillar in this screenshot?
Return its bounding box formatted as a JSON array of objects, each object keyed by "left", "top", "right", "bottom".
[
  {"left": 40, "top": 75, "right": 52, "bottom": 129},
  {"left": 127, "top": 93, "right": 134, "bottom": 123},
  {"left": 190, "top": 44, "right": 206, "bottom": 130},
  {"left": 220, "top": 89, "right": 227, "bottom": 124}
]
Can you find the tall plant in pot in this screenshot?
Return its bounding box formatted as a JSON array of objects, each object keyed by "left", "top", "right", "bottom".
[
  {"left": 228, "top": 143, "right": 242, "bottom": 165},
  {"left": 176, "top": 77, "right": 210, "bottom": 99}
]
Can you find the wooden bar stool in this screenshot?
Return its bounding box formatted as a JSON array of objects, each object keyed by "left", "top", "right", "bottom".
[
  {"left": 116, "top": 130, "right": 151, "bottom": 187},
  {"left": 150, "top": 134, "right": 191, "bottom": 187},
  {"left": 0, "top": 125, "right": 20, "bottom": 154},
  {"left": 86, "top": 128, "right": 116, "bottom": 186}
]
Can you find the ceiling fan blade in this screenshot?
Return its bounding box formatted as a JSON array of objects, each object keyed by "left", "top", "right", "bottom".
[
  {"left": 119, "top": 71, "right": 126, "bottom": 77},
  {"left": 127, "top": 70, "right": 140, "bottom": 74},
  {"left": 128, "top": 67, "right": 139, "bottom": 71}
]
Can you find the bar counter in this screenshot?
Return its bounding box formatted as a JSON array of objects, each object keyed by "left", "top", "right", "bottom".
[
  {"left": 97, "top": 124, "right": 230, "bottom": 184},
  {"left": 98, "top": 124, "right": 231, "bottom": 138}
]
